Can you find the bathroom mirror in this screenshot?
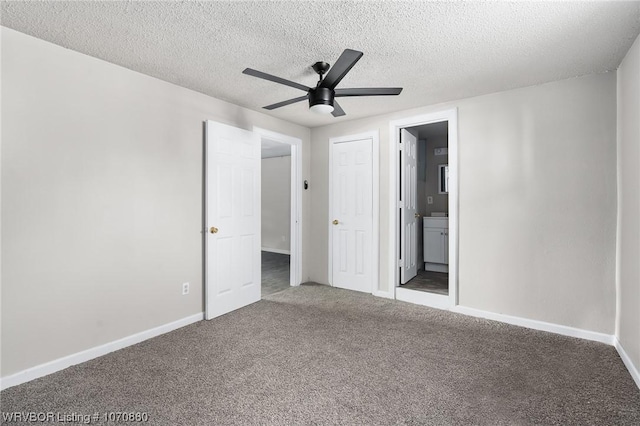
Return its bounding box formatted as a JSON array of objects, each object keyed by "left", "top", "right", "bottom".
[{"left": 438, "top": 164, "right": 449, "bottom": 194}]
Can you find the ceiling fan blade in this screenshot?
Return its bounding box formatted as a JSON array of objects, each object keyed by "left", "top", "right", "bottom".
[
  {"left": 243, "top": 68, "right": 311, "bottom": 92},
  {"left": 263, "top": 95, "right": 308, "bottom": 110},
  {"left": 320, "top": 49, "right": 364, "bottom": 89},
  {"left": 335, "top": 87, "right": 403, "bottom": 97},
  {"left": 331, "top": 100, "right": 346, "bottom": 117}
]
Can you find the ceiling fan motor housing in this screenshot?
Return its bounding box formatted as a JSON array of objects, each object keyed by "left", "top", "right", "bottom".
[{"left": 309, "top": 87, "right": 334, "bottom": 108}]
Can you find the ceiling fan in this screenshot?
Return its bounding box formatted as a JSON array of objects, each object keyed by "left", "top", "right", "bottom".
[{"left": 242, "top": 49, "right": 403, "bottom": 117}]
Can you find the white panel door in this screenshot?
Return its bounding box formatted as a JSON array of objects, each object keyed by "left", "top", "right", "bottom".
[
  {"left": 331, "top": 138, "right": 373, "bottom": 293},
  {"left": 205, "top": 121, "right": 261, "bottom": 320},
  {"left": 400, "top": 129, "right": 418, "bottom": 284}
]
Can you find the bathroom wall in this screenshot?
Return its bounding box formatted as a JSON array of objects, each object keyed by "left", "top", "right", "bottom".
[
  {"left": 416, "top": 139, "right": 427, "bottom": 268},
  {"left": 416, "top": 140, "right": 428, "bottom": 217},
  {"left": 424, "top": 135, "right": 449, "bottom": 216}
]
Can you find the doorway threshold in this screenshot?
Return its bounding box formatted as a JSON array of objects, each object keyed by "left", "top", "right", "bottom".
[{"left": 396, "top": 287, "right": 450, "bottom": 311}]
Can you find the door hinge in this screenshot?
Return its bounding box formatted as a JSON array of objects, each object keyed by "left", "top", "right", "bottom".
[
  {"left": 398, "top": 200, "right": 404, "bottom": 209},
  {"left": 399, "top": 259, "right": 405, "bottom": 267},
  {"left": 398, "top": 141, "right": 403, "bottom": 151}
]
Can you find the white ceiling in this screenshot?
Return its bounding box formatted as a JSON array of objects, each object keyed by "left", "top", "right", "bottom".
[{"left": 2, "top": 1, "right": 639, "bottom": 128}]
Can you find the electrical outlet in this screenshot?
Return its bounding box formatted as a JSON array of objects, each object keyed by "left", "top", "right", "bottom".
[
  {"left": 427, "top": 196, "right": 433, "bottom": 204},
  {"left": 182, "top": 282, "right": 189, "bottom": 295}
]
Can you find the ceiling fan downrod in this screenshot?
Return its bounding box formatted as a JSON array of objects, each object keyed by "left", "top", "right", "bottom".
[{"left": 312, "top": 61, "right": 330, "bottom": 86}]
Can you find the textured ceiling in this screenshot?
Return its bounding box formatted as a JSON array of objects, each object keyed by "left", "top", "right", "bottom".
[{"left": 2, "top": 1, "right": 639, "bottom": 128}]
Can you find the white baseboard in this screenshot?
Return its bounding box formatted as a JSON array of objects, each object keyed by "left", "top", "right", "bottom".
[
  {"left": 396, "top": 287, "right": 451, "bottom": 310},
  {"left": 614, "top": 337, "right": 640, "bottom": 389},
  {"left": 0, "top": 312, "right": 203, "bottom": 391},
  {"left": 450, "top": 305, "right": 614, "bottom": 345},
  {"left": 261, "top": 247, "right": 290, "bottom": 255},
  {"left": 424, "top": 262, "right": 448, "bottom": 273},
  {"left": 373, "top": 289, "right": 394, "bottom": 299}
]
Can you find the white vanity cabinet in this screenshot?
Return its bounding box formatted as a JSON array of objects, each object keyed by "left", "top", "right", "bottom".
[{"left": 423, "top": 217, "right": 449, "bottom": 272}]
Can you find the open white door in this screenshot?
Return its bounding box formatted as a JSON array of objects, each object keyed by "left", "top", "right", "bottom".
[
  {"left": 330, "top": 136, "right": 373, "bottom": 293},
  {"left": 400, "top": 128, "right": 418, "bottom": 284},
  {"left": 205, "top": 121, "right": 261, "bottom": 320}
]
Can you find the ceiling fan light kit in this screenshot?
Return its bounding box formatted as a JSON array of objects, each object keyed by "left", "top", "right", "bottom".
[
  {"left": 243, "top": 49, "right": 403, "bottom": 117},
  {"left": 310, "top": 103, "right": 334, "bottom": 114},
  {"left": 309, "top": 87, "right": 335, "bottom": 114}
]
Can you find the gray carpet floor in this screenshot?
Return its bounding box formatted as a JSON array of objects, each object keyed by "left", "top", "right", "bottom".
[
  {"left": 402, "top": 269, "right": 449, "bottom": 295},
  {"left": 2, "top": 283, "right": 639, "bottom": 425},
  {"left": 261, "top": 251, "right": 290, "bottom": 297}
]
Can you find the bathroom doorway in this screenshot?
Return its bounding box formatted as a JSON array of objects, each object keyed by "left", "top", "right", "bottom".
[
  {"left": 400, "top": 121, "right": 449, "bottom": 295},
  {"left": 389, "top": 109, "right": 458, "bottom": 310}
]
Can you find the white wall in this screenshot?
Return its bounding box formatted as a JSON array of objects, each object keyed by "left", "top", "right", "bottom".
[
  {"left": 310, "top": 72, "right": 617, "bottom": 334},
  {"left": 616, "top": 33, "right": 640, "bottom": 381},
  {"left": 0, "top": 28, "right": 311, "bottom": 377},
  {"left": 262, "top": 156, "right": 291, "bottom": 253}
]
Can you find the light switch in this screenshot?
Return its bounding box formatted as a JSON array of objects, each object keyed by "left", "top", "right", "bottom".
[{"left": 427, "top": 196, "right": 433, "bottom": 204}]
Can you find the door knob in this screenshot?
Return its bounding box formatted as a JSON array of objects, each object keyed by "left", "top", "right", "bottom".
[
  {"left": 332, "top": 220, "right": 339, "bottom": 225},
  {"left": 210, "top": 226, "right": 219, "bottom": 234},
  {"left": 414, "top": 213, "right": 421, "bottom": 218}
]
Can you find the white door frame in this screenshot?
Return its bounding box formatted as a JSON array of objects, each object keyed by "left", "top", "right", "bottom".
[
  {"left": 253, "top": 127, "right": 303, "bottom": 287},
  {"left": 388, "top": 109, "right": 459, "bottom": 307},
  {"left": 328, "top": 130, "right": 380, "bottom": 295}
]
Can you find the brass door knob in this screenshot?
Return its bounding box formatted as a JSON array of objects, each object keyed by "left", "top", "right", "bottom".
[
  {"left": 332, "top": 220, "right": 339, "bottom": 225},
  {"left": 210, "top": 226, "right": 219, "bottom": 234}
]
